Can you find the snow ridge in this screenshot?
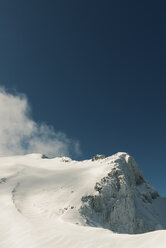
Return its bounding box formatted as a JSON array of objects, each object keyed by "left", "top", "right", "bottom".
[{"left": 0, "top": 152, "right": 166, "bottom": 248}]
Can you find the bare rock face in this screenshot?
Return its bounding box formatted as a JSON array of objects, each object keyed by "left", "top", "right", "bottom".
[
  {"left": 92, "top": 154, "right": 105, "bottom": 161},
  {"left": 80, "top": 153, "right": 164, "bottom": 234}
]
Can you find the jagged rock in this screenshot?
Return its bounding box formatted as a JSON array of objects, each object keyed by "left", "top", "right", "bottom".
[
  {"left": 61, "top": 157, "right": 72, "bottom": 162},
  {"left": 92, "top": 154, "right": 105, "bottom": 161},
  {"left": 41, "top": 154, "right": 49, "bottom": 159},
  {"left": 80, "top": 153, "right": 163, "bottom": 234}
]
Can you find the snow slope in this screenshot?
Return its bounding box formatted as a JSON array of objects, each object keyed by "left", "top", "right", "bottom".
[{"left": 0, "top": 152, "right": 166, "bottom": 248}]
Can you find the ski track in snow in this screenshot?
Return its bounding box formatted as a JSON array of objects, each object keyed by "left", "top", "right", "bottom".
[{"left": 0, "top": 153, "right": 166, "bottom": 248}]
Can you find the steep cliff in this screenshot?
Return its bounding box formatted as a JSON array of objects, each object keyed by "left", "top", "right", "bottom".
[{"left": 80, "top": 152, "right": 166, "bottom": 234}]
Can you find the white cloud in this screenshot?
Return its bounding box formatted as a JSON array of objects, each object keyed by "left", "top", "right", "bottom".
[{"left": 0, "top": 87, "right": 81, "bottom": 157}]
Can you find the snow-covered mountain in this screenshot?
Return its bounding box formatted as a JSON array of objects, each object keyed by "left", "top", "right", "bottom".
[
  {"left": 80, "top": 153, "right": 166, "bottom": 234},
  {"left": 0, "top": 152, "right": 166, "bottom": 248}
]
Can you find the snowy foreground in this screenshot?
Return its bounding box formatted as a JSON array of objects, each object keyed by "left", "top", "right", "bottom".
[{"left": 0, "top": 152, "right": 166, "bottom": 248}]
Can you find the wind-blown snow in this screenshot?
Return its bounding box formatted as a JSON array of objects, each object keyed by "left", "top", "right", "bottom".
[{"left": 0, "top": 152, "right": 165, "bottom": 248}]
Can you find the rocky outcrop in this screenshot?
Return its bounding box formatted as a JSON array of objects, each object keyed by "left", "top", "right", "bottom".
[
  {"left": 80, "top": 153, "right": 163, "bottom": 234},
  {"left": 92, "top": 154, "right": 105, "bottom": 161}
]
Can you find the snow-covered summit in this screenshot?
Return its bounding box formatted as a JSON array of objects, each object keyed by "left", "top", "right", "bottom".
[
  {"left": 81, "top": 152, "right": 165, "bottom": 234},
  {"left": 0, "top": 152, "right": 166, "bottom": 247}
]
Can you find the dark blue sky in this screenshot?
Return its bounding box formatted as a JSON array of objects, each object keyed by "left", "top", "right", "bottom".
[{"left": 0, "top": 0, "right": 166, "bottom": 195}]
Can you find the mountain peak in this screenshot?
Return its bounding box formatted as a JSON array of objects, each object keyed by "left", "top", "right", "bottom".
[
  {"left": 80, "top": 152, "right": 164, "bottom": 234},
  {"left": 0, "top": 151, "right": 165, "bottom": 240}
]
